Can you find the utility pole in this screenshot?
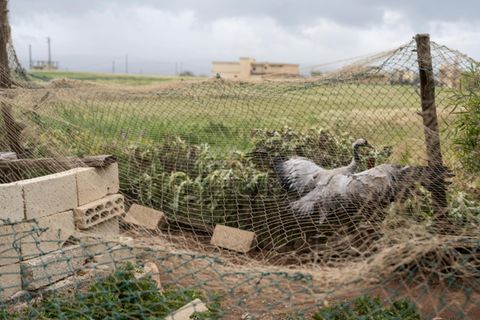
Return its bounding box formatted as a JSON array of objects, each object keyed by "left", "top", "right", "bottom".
[
  {"left": 28, "top": 44, "right": 32, "bottom": 69},
  {"left": 175, "top": 62, "right": 178, "bottom": 76},
  {"left": 125, "top": 54, "right": 128, "bottom": 74},
  {"left": 112, "top": 60, "right": 115, "bottom": 74},
  {"left": 47, "top": 37, "right": 51, "bottom": 69},
  {"left": 0, "top": 0, "right": 12, "bottom": 88}
]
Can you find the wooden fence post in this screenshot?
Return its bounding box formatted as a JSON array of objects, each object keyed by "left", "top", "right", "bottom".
[
  {"left": 0, "top": 0, "right": 12, "bottom": 88},
  {"left": 414, "top": 33, "right": 449, "bottom": 219}
]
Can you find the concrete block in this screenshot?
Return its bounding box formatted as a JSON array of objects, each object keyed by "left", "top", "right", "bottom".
[
  {"left": 164, "top": 299, "right": 208, "bottom": 320},
  {"left": 210, "top": 224, "right": 256, "bottom": 253},
  {"left": 21, "top": 245, "right": 87, "bottom": 290},
  {"left": 20, "top": 211, "right": 75, "bottom": 260},
  {"left": 122, "top": 204, "right": 166, "bottom": 230},
  {"left": 74, "top": 194, "right": 124, "bottom": 229},
  {"left": 0, "top": 263, "right": 22, "bottom": 301},
  {"left": 74, "top": 163, "right": 120, "bottom": 206},
  {"left": 0, "top": 223, "right": 29, "bottom": 266},
  {"left": 83, "top": 216, "right": 120, "bottom": 237},
  {"left": 20, "top": 171, "right": 77, "bottom": 220},
  {"left": 92, "top": 243, "right": 135, "bottom": 270},
  {"left": 0, "top": 183, "right": 24, "bottom": 223}
]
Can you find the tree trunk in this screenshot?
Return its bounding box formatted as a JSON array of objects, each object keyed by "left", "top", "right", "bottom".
[{"left": 0, "top": 0, "right": 12, "bottom": 88}]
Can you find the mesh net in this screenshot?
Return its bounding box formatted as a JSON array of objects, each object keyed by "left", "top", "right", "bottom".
[{"left": 0, "top": 36, "right": 480, "bottom": 319}]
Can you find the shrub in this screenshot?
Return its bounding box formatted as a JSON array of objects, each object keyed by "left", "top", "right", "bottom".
[{"left": 450, "top": 66, "right": 480, "bottom": 173}]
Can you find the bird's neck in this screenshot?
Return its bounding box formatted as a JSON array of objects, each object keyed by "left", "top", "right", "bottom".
[{"left": 349, "top": 145, "right": 361, "bottom": 169}]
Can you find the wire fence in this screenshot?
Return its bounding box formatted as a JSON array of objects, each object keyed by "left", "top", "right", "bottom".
[{"left": 0, "top": 36, "right": 479, "bottom": 319}]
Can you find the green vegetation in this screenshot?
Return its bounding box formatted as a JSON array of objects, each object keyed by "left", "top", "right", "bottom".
[
  {"left": 314, "top": 295, "right": 422, "bottom": 320},
  {"left": 1, "top": 264, "right": 221, "bottom": 320},
  {"left": 29, "top": 70, "right": 203, "bottom": 86},
  {"left": 450, "top": 67, "right": 480, "bottom": 173}
]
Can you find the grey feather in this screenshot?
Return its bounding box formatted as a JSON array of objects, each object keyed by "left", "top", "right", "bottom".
[{"left": 273, "top": 138, "right": 372, "bottom": 195}]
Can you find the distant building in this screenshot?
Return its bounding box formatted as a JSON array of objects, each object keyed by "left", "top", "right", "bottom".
[
  {"left": 31, "top": 60, "right": 59, "bottom": 70},
  {"left": 212, "top": 57, "right": 299, "bottom": 79}
]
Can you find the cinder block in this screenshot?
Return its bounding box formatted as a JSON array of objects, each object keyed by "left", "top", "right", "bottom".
[
  {"left": 20, "top": 211, "right": 75, "bottom": 260},
  {"left": 122, "top": 204, "right": 166, "bottom": 230},
  {"left": 20, "top": 245, "right": 87, "bottom": 290},
  {"left": 0, "top": 183, "right": 24, "bottom": 223},
  {"left": 164, "top": 299, "right": 208, "bottom": 320},
  {"left": 83, "top": 216, "right": 120, "bottom": 237},
  {"left": 210, "top": 224, "right": 256, "bottom": 253},
  {"left": 74, "top": 194, "right": 125, "bottom": 229},
  {"left": 19, "top": 171, "right": 77, "bottom": 220},
  {"left": 0, "top": 263, "right": 22, "bottom": 301},
  {"left": 74, "top": 163, "right": 120, "bottom": 206}
]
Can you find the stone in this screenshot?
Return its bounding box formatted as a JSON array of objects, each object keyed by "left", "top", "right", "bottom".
[
  {"left": 20, "top": 211, "right": 75, "bottom": 260},
  {"left": 19, "top": 171, "right": 77, "bottom": 220},
  {"left": 21, "top": 245, "right": 87, "bottom": 290},
  {"left": 164, "top": 299, "right": 208, "bottom": 320},
  {"left": 73, "top": 194, "right": 125, "bottom": 229},
  {"left": 122, "top": 204, "right": 166, "bottom": 230},
  {"left": 74, "top": 163, "right": 120, "bottom": 206},
  {"left": 210, "top": 224, "right": 256, "bottom": 253},
  {"left": 135, "top": 261, "right": 162, "bottom": 292},
  {"left": 0, "top": 182, "right": 24, "bottom": 223},
  {"left": 0, "top": 263, "right": 22, "bottom": 301}
]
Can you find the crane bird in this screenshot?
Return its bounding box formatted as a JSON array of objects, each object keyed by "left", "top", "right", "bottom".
[
  {"left": 276, "top": 162, "right": 439, "bottom": 225},
  {"left": 274, "top": 138, "right": 372, "bottom": 196}
]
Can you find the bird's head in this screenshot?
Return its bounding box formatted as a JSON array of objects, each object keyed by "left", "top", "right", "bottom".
[{"left": 352, "top": 138, "right": 373, "bottom": 149}]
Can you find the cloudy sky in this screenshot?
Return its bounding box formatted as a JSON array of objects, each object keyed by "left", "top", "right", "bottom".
[{"left": 8, "top": 0, "right": 480, "bottom": 75}]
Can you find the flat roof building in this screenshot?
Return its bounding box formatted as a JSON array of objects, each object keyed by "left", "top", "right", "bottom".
[{"left": 212, "top": 57, "right": 299, "bottom": 80}]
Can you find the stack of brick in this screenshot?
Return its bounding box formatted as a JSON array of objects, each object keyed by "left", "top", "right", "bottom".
[{"left": 0, "top": 162, "right": 134, "bottom": 300}]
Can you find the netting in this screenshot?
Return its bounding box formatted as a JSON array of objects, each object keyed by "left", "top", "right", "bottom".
[{"left": 0, "top": 36, "right": 480, "bottom": 319}]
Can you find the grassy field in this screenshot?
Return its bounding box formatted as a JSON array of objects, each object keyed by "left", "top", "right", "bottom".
[
  {"left": 24, "top": 79, "right": 456, "bottom": 165},
  {"left": 29, "top": 70, "right": 205, "bottom": 86}
]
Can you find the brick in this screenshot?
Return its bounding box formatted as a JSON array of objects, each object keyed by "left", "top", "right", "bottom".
[
  {"left": 74, "top": 163, "right": 120, "bottom": 206},
  {"left": 122, "top": 204, "right": 166, "bottom": 230},
  {"left": 20, "top": 245, "right": 87, "bottom": 290},
  {"left": 19, "top": 171, "right": 77, "bottom": 220},
  {"left": 0, "top": 183, "right": 24, "bottom": 223},
  {"left": 74, "top": 194, "right": 124, "bottom": 229},
  {"left": 164, "top": 299, "right": 208, "bottom": 320},
  {"left": 83, "top": 216, "right": 120, "bottom": 237},
  {"left": 210, "top": 225, "right": 256, "bottom": 253},
  {"left": 0, "top": 263, "right": 22, "bottom": 301},
  {"left": 20, "top": 211, "right": 75, "bottom": 260}
]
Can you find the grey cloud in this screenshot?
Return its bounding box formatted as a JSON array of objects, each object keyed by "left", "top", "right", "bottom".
[{"left": 10, "top": 0, "right": 480, "bottom": 27}]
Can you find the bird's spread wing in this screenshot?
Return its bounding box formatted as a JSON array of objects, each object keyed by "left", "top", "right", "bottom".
[{"left": 273, "top": 157, "right": 325, "bottom": 194}]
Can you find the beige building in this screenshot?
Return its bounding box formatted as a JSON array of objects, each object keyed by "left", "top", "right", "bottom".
[{"left": 212, "top": 57, "right": 299, "bottom": 79}]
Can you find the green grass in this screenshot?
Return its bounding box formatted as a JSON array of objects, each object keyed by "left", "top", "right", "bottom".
[
  {"left": 314, "top": 295, "right": 422, "bottom": 320},
  {"left": 0, "top": 263, "right": 222, "bottom": 320},
  {"left": 29, "top": 70, "right": 204, "bottom": 86},
  {"left": 26, "top": 80, "right": 456, "bottom": 161}
]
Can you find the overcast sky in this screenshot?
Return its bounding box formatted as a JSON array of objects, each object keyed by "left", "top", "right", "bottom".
[{"left": 8, "top": 0, "right": 480, "bottom": 75}]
